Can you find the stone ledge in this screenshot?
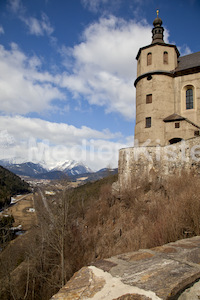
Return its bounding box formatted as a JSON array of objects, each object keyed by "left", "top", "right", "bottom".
[{"left": 51, "top": 236, "right": 200, "bottom": 300}]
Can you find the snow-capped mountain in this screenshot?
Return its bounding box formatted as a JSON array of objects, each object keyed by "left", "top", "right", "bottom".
[
  {"left": 0, "top": 158, "right": 27, "bottom": 166},
  {"left": 51, "top": 160, "right": 93, "bottom": 176},
  {"left": 0, "top": 158, "right": 49, "bottom": 170},
  {"left": 0, "top": 161, "right": 48, "bottom": 177},
  {"left": 0, "top": 159, "right": 93, "bottom": 179}
]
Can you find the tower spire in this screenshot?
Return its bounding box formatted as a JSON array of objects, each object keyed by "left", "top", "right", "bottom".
[{"left": 152, "top": 10, "right": 164, "bottom": 44}]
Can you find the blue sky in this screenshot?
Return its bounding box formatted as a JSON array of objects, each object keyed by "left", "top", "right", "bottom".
[{"left": 0, "top": 0, "right": 200, "bottom": 170}]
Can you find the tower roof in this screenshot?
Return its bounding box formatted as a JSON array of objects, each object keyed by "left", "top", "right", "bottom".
[
  {"left": 153, "top": 16, "right": 163, "bottom": 27},
  {"left": 152, "top": 10, "right": 164, "bottom": 44},
  {"left": 136, "top": 12, "right": 180, "bottom": 61}
]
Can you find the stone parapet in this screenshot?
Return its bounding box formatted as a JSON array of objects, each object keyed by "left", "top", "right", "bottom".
[{"left": 51, "top": 236, "right": 200, "bottom": 300}]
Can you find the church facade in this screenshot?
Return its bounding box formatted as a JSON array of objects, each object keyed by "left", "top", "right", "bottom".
[{"left": 134, "top": 13, "right": 200, "bottom": 146}]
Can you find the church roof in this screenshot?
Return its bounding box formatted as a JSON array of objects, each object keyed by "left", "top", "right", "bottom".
[
  {"left": 163, "top": 114, "right": 185, "bottom": 122},
  {"left": 175, "top": 51, "right": 200, "bottom": 72},
  {"left": 163, "top": 114, "right": 200, "bottom": 129}
]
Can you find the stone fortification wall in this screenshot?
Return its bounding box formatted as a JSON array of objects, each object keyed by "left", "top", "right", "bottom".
[{"left": 118, "top": 136, "right": 200, "bottom": 192}]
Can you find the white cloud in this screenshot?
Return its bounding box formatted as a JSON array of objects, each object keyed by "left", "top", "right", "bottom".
[
  {"left": 2, "top": 9, "right": 152, "bottom": 120},
  {"left": 0, "top": 26, "right": 4, "bottom": 35},
  {"left": 178, "top": 44, "right": 192, "bottom": 56},
  {"left": 0, "top": 16, "right": 152, "bottom": 119},
  {"left": 0, "top": 43, "right": 65, "bottom": 114},
  {"left": 0, "top": 130, "right": 15, "bottom": 147},
  {"left": 60, "top": 16, "right": 152, "bottom": 120},
  {"left": 0, "top": 116, "right": 128, "bottom": 170},
  {"left": 0, "top": 115, "right": 121, "bottom": 143},
  {"left": 8, "top": 0, "right": 54, "bottom": 36},
  {"left": 21, "top": 13, "right": 54, "bottom": 36},
  {"left": 8, "top": 0, "right": 24, "bottom": 14}
]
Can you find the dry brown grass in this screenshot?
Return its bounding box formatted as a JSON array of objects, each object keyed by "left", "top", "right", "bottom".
[{"left": 75, "top": 172, "right": 200, "bottom": 260}]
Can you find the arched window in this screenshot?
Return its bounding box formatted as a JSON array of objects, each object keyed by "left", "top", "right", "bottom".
[
  {"left": 147, "top": 52, "right": 152, "bottom": 65},
  {"left": 163, "top": 51, "right": 168, "bottom": 64},
  {"left": 186, "top": 88, "right": 193, "bottom": 109}
]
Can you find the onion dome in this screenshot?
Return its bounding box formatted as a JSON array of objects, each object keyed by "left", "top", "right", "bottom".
[{"left": 153, "top": 16, "right": 163, "bottom": 27}]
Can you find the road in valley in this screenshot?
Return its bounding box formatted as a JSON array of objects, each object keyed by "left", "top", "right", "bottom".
[{"left": 38, "top": 188, "right": 55, "bottom": 221}]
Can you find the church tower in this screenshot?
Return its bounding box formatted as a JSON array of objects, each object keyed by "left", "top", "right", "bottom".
[{"left": 134, "top": 11, "right": 180, "bottom": 146}]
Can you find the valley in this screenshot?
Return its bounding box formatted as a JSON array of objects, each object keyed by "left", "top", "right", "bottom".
[
  {"left": 1, "top": 168, "right": 200, "bottom": 299},
  {"left": 1, "top": 193, "right": 36, "bottom": 231}
]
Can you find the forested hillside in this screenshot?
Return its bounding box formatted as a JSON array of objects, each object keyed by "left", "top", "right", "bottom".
[
  {"left": 0, "top": 166, "right": 30, "bottom": 209},
  {"left": 1, "top": 172, "right": 200, "bottom": 299}
]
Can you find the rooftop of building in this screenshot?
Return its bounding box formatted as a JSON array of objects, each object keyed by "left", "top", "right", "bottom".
[{"left": 175, "top": 51, "right": 200, "bottom": 72}]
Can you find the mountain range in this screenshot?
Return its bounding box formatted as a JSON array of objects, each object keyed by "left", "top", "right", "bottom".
[{"left": 0, "top": 159, "right": 117, "bottom": 181}]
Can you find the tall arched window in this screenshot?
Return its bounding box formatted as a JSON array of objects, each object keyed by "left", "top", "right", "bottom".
[
  {"left": 147, "top": 52, "right": 152, "bottom": 65},
  {"left": 186, "top": 88, "right": 193, "bottom": 109},
  {"left": 163, "top": 51, "right": 168, "bottom": 64}
]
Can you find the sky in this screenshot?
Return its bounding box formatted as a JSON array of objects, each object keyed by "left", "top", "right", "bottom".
[{"left": 0, "top": 0, "right": 200, "bottom": 171}]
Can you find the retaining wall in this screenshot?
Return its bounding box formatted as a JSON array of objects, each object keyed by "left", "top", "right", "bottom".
[{"left": 118, "top": 136, "right": 200, "bottom": 192}]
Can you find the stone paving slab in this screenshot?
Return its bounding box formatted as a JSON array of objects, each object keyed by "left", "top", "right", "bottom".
[{"left": 51, "top": 236, "right": 200, "bottom": 300}]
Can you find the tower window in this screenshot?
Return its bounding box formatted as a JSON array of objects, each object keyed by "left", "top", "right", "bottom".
[
  {"left": 186, "top": 88, "right": 193, "bottom": 109},
  {"left": 145, "top": 117, "right": 151, "bottom": 128},
  {"left": 163, "top": 51, "right": 168, "bottom": 64},
  {"left": 146, "top": 94, "right": 152, "bottom": 104},
  {"left": 175, "top": 122, "right": 180, "bottom": 128},
  {"left": 147, "top": 52, "right": 152, "bottom": 65}
]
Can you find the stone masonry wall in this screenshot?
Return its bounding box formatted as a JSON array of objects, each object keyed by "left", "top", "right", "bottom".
[{"left": 118, "top": 136, "right": 200, "bottom": 193}]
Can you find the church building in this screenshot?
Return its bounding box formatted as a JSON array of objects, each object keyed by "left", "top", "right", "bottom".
[
  {"left": 134, "top": 11, "right": 200, "bottom": 146},
  {"left": 117, "top": 12, "right": 200, "bottom": 192}
]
